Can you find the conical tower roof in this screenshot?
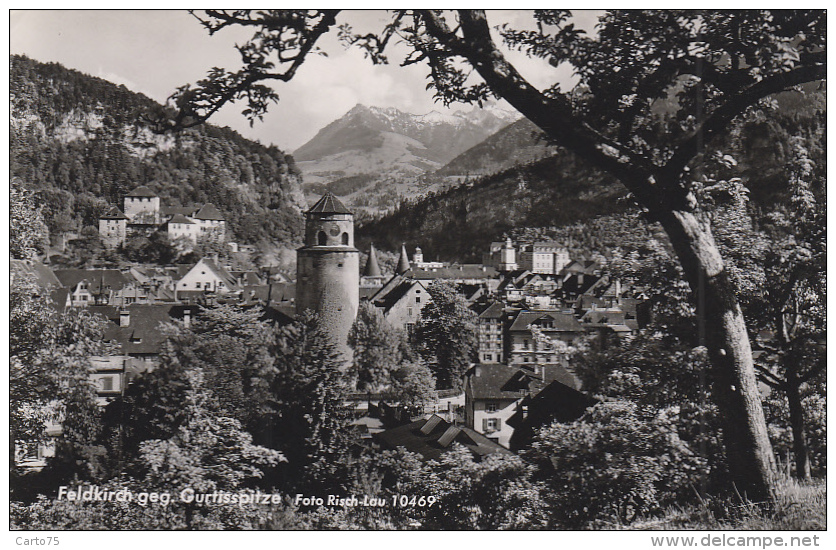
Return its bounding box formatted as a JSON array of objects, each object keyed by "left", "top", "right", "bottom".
[
  {"left": 396, "top": 244, "right": 411, "bottom": 274},
  {"left": 307, "top": 192, "right": 352, "bottom": 215},
  {"left": 364, "top": 244, "right": 382, "bottom": 277}
]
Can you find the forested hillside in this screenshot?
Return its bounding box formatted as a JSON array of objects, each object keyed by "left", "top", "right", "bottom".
[
  {"left": 358, "top": 88, "right": 825, "bottom": 262},
  {"left": 435, "top": 118, "right": 555, "bottom": 176},
  {"left": 9, "top": 55, "right": 306, "bottom": 246}
]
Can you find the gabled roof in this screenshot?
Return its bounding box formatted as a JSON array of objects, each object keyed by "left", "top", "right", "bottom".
[
  {"left": 466, "top": 363, "right": 580, "bottom": 400},
  {"left": 167, "top": 214, "right": 195, "bottom": 224},
  {"left": 180, "top": 258, "right": 239, "bottom": 291},
  {"left": 126, "top": 185, "right": 157, "bottom": 198},
  {"left": 375, "top": 414, "right": 512, "bottom": 461},
  {"left": 307, "top": 192, "right": 352, "bottom": 215},
  {"left": 370, "top": 274, "right": 407, "bottom": 303},
  {"left": 53, "top": 269, "right": 129, "bottom": 291},
  {"left": 508, "top": 310, "right": 584, "bottom": 332},
  {"left": 476, "top": 301, "right": 504, "bottom": 320},
  {"left": 373, "top": 278, "right": 426, "bottom": 313},
  {"left": 166, "top": 264, "right": 195, "bottom": 280},
  {"left": 193, "top": 203, "right": 225, "bottom": 221},
  {"left": 100, "top": 206, "right": 128, "bottom": 220}
]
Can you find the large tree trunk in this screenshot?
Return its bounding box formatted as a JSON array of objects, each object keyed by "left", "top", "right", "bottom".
[
  {"left": 785, "top": 375, "right": 812, "bottom": 480},
  {"left": 658, "top": 207, "right": 777, "bottom": 502}
]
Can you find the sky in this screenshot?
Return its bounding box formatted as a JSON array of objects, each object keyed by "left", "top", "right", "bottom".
[{"left": 9, "top": 10, "right": 597, "bottom": 152}]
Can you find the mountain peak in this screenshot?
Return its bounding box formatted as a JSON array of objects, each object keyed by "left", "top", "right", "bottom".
[{"left": 293, "top": 101, "right": 522, "bottom": 169}]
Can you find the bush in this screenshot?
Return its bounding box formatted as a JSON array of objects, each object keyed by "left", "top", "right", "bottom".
[{"left": 525, "top": 400, "right": 708, "bottom": 528}]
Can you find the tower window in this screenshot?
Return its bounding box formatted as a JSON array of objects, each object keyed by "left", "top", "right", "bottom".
[
  {"left": 341, "top": 232, "right": 349, "bottom": 245},
  {"left": 317, "top": 231, "right": 327, "bottom": 245}
]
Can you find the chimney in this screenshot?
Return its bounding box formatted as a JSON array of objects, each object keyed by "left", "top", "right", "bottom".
[
  {"left": 183, "top": 307, "right": 191, "bottom": 329},
  {"left": 119, "top": 309, "right": 130, "bottom": 327}
]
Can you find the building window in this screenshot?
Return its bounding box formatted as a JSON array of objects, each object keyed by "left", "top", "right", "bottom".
[
  {"left": 318, "top": 231, "right": 327, "bottom": 245},
  {"left": 101, "top": 377, "right": 114, "bottom": 391},
  {"left": 415, "top": 296, "right": 421, "bottom": 303},
  {"left": 407, "top": 307, "right": 413, "bottom": 317},
  {"left": 341, "top": 232, "right": 349, "bottom": 245},
  {"left": 486, "top": 402, "right": 499, "bottom": 413},
  {"left": 483, "top": 418, "right": 500, "bottom": 432}
]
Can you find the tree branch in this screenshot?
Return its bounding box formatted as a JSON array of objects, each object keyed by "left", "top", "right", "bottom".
[
  {"left": 418, "top": 10, "right": 667, "bottom": 210},
  {"left": 663, "top": 62, "right": 827, "bottom": 183}
]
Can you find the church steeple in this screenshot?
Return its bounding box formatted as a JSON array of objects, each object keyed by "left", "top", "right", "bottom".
[
  {"left": 364, "top": 244, "right": 382, "bottom": 277},
  {"left": 396, "top": 244, "right": 411, "bottom": 274}
]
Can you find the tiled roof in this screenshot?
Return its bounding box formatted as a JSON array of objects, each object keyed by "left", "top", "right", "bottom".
[
  {"left": 240, "top": 283, "right": 295, "bottom": 304},
  {"left": 95, "top": 304, "right": 189, "bottom": 355},
  {"left": 373, "top": 279, "right": 425, "bottom": 313},
  {"left": 406, "top": 264, "right": 498, "bottom": 280},
  {"left": 307, "top": 192, "right": 352, "bottom": 215},
  {"left": 100, "top": 206, "right": 129, "bottom": 220},
  {"left": 161, "top": 205, "right": 198, "bottom": 217},
  {"left": 193, "top": 203, "right": 225, "bottom": 221},
  {"left": 369, "top": 274, "right": 407, "bottom": 303},
  {"left": 466, "top": 363, "right": 579, "bottom": 400},
  {"left": 581, "top": 309, "right": 626, "bottom": 325},
  {"left": 126, "top": 185, "right": 157, "bottom": 197},
  {"left": 230, "top": 271, "right": 264, "bottom": 286},
  {"left": 509, "top": 310, "right": 584, "bottom": 332},
  {"left": 476, "top": 301, "right": 505, "bottom": 319},
  {"left": 166, "top": 264, "right": 195, "bottom": 280},
  {"left": 201, "top": 258, "right": 239, "bottom": 289},
  {"left": 359, "top": 286, "right": 380, "bottom": 300},
  {"left": 54, "top": 269, "right": 129, "bottom": 291},
  {"left": 375, "top": 414, "right": 513, "bottom": 461},
  {"left": 167, "top": 214, "right": 195, "bottom": 224}
]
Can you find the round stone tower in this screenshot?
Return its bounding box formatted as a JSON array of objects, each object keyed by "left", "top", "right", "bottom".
[{"left": 296, "top": 192, "right": 359, "bottom": 350}]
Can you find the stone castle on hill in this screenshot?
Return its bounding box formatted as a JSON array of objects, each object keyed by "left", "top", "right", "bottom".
[{"left": 99, "top": 185, "right": 226, "bottom": 249}]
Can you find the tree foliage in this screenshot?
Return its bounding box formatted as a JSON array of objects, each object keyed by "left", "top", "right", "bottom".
[
  {"left": 525, "top": 401, "right": 709, "bottom": 527},
  {"left": 347, "top": 301, "right": 407, "bottom": 391},
  {"left": 414, "top": 281, "right": 479, "bottom": 390},
  {"left": 10, "top": 54, "right": 304, "bottom": 248},
  {"left": 253, "top": 310, "right": 354, "bottom": 490},
  {"left": 10, "top": 273, "right": 114, "bottom": 488},
  {"left": 10, "top": 177, "right": 49, "bottom": 260}
]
